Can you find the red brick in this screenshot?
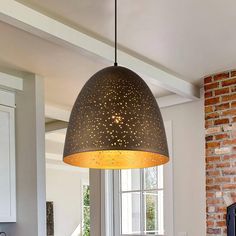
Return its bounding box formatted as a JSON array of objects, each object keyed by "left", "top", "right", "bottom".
[
  {"left": 206, "top": 142, "right": 220, "bottom": 148},
  {"left": 207, "top": 198, "right": 223, "bottom": 204},
  {"left": 231, "top": 71, "right": 236, "bottom": 77},
  {"left": 205, "top": 91, "right": 213, "bottom": 98},
  {"left": 204, "top": 76, "right": 212, "bottom": 84},
  {"left": 215, "top": 88, "right": 229, "bottom": 96},
  {"left": 205, "top": 120, "right": 213, "bottom": 128},
  {"left": 216, "top": 162, "right": 230, "bottom": 168},
  {"left": 206, "top": 156, "right": 220, "bottom": 163},
  {"left": 205, "top": 70, "right": 236, "bottom": 235},
  {"left": 222, "top": 78, "right": 236, "bottom": 87},
  {"left": 222, "top": 169, "right": 236, "bottom": 176},
  {"left": 206, "top": 163, "right": 214, "bottom": 170},
  {"left": 215, "top": 103, "right": 230, "bottom": 111},
  {"left": 215, "top": 133, "right": 229, "bottom": 140},
  {"left": 222, "top": 109, "right": 236, "bottom": 116},
  {"left": 216, "top": 221, "right": 226, "bottom": 227},
  {"left": 214, "top": 118, "right": 229, "bottom": 125},
  {"left": 207, "top": 221, "right": 214, "bottom": 227},
  {"left": 231, "top": 86, "right": 236, "bottom": 93},
  {"left": 206, "top": 112, "right": 219, "bottom": 119},
  {"left": 205, "top": 106, "right": 214, "bottom": 113},
  {"left": 222, "top": 184, "right": 236, "bottom": 190},
  {"left": 205, "top": 97, "right": 220, "bottom": 106},
  {"left": 222, "top": 94, "right": 236, "bottom": 102},
  {"left": 215, "top": 206, "right": 226, "bottom": 213},
  {"left": 206, "top": 185, "right": 221, "bottom": 191},
  {"left": 215, "top": 177, "right": 230, "bottom": 183},
  {"left": 206, "top": 192, "right": 215, "bottom": 198},
  {"left": 206, "top": 135, "right": 213, "bottom": 141},
  {"left": 206, "top": 178, "right": 214, "bottom": 185},
  {"left": 213, "top": 72, "right": 229, "bottom": 81},
  {"left": 207, "top": 170, "right": 221, "bottom": 176},
  {"left": 222, "top": 139, "right": 236, "bottom": 146},
  {"left": 204, "top": 82, "right": 219, "bottom": 91},
  {"left": 222, "top": 154, "right": 236, "bottom": 160},
  {"left": 231, "top": 101, "right": 236, "bottom": 108}
]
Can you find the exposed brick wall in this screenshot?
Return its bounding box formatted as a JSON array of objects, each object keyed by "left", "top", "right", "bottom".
[{"left": 205, "top": 71, "right": 236, "bottom": 235}]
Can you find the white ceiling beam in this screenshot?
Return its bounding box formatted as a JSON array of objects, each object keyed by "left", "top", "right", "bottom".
[
  {"left": 45, "top": 93, "right": 194, "bottom": 123},
  {"left": 45, "top": 103, "right": 71, "bottom": 122},
  {"left": 46, "top": 153, "right": 62, "bottom": 161},
  {"left": 45, "top": 132, "right": 66, "bottom": 144},
  {"left": 157, "top": 94, "right": 192, "bottom": 108},
  {"left": 45, "top": 120, "right": 68, "bottom": 132},
  {"left": 0, "top": 0, "right": 200, "bottom": 100},
  {"left": 46, "top": 162, "right": 88, "bottom": 173}
]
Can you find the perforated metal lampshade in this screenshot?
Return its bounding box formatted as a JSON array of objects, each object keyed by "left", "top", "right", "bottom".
[{"left": 63, "top": 66, "right": 169, "bottom": 169}]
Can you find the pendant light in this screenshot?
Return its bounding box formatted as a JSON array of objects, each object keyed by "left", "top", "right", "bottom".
[{"left": 63, "top": 0, "right": 169, "bottom": 169}]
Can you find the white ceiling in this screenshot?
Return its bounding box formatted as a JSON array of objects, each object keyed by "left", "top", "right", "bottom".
[
  {"left": 17, "top": 0, "right": 236, "bottom": 82},
  {"left": 0, "top": 21, "right": 171, "bottom": 108}
]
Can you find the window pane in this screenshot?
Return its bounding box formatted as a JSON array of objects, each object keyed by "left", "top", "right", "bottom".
[
  {"left": 144, "top": 191, "right": 164, "bottom": 235},
  {"left": 121, "top": 169, "right": 141, "bottom": 191},
  {"left": 144, "top": 167, "right": 158, "bottom": 190},
  {"left": 144, "top": 166, "right": 163, "bottom": 190},
  {"left": 82, "top": 185, "right": 90, "bottom": 236},
  {"left": 122, "top": 192, "right": 141, "bottom": 234}
]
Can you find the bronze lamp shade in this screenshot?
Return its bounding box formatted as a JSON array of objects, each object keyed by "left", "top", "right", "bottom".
[{"left": 63, "top": 66, "right": 169, "bottom": 169}]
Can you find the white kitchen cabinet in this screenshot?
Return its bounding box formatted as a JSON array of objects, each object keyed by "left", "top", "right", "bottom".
[{"left": 0, "top": 96, "right": 16, "bottom": 222}]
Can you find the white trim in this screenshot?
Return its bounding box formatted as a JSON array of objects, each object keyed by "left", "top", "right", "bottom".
[
  {"left": 0, "top": 89, "right": 15, "bottom": 108},
  {"left": 0, "top": 72, "right": 23, "bottom": 91},
  {"left": 163, "top": 121, "right": 174, "bottom": 236},
  {"left": 0, "top": 0, "right": 199, "bottom": 99},
  {"left": 0, "top": 105, "right": 16, "bottom": 222},
  {"left": 101, "top": 170, "right": 115, "bottom": 236}
]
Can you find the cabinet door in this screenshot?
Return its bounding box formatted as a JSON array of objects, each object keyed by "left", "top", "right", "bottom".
[{"left": 0, "top": 105, "right": 16, "bottom": 222}]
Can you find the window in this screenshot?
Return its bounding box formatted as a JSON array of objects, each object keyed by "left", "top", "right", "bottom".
[
  {"left": 82, "top": 185, "right": 90, "bottom": 236},
  {"left": 119, "top": 166, "right": 164, "bottom": 235},
  {"left": 103, "top": 121, "right": 173, "bottom": 236}
]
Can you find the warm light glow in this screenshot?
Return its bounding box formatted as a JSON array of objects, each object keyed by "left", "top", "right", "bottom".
[{"left": 63, "top": 150, "right": 169, "bottom": 169}]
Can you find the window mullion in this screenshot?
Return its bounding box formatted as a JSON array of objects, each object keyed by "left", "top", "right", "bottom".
[{"left": 140, "top": 169, "right": 145, "bottom": 235}]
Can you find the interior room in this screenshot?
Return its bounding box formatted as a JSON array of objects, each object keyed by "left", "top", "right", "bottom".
[{"left": 0, "top": 1, "right": 236, "bottom": 236}]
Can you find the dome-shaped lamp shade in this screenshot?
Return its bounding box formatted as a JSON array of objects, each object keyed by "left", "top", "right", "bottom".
[{"left": 63, "top": 66, "right": 169, "bottom": 169}]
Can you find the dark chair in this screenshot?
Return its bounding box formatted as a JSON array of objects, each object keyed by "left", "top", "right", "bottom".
[{"left": 227, "top": 203, "right": 236, "bottom": 236}]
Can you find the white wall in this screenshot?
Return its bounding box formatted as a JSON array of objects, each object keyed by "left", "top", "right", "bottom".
[
  {"left": 46, "top": 168, "right": 89, "bottom": 236},
  {"left": 161, "top": 99, "right": 205, "bottom": 236},
  {"left": 0, "top": 73, "right": 46, "bottom": 236}
]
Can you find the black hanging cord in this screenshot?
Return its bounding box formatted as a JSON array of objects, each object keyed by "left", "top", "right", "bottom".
[{"left": 114, "top": 0, "right": 118, "bottom": 66}]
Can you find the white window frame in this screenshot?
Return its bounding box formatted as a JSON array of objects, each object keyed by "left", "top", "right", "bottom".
[
  {"left": 114, "top": 167, "right": 164, "bottom": 235},
  {"left": 101, "top": 121, "right": 174, "bottom": 236}
]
